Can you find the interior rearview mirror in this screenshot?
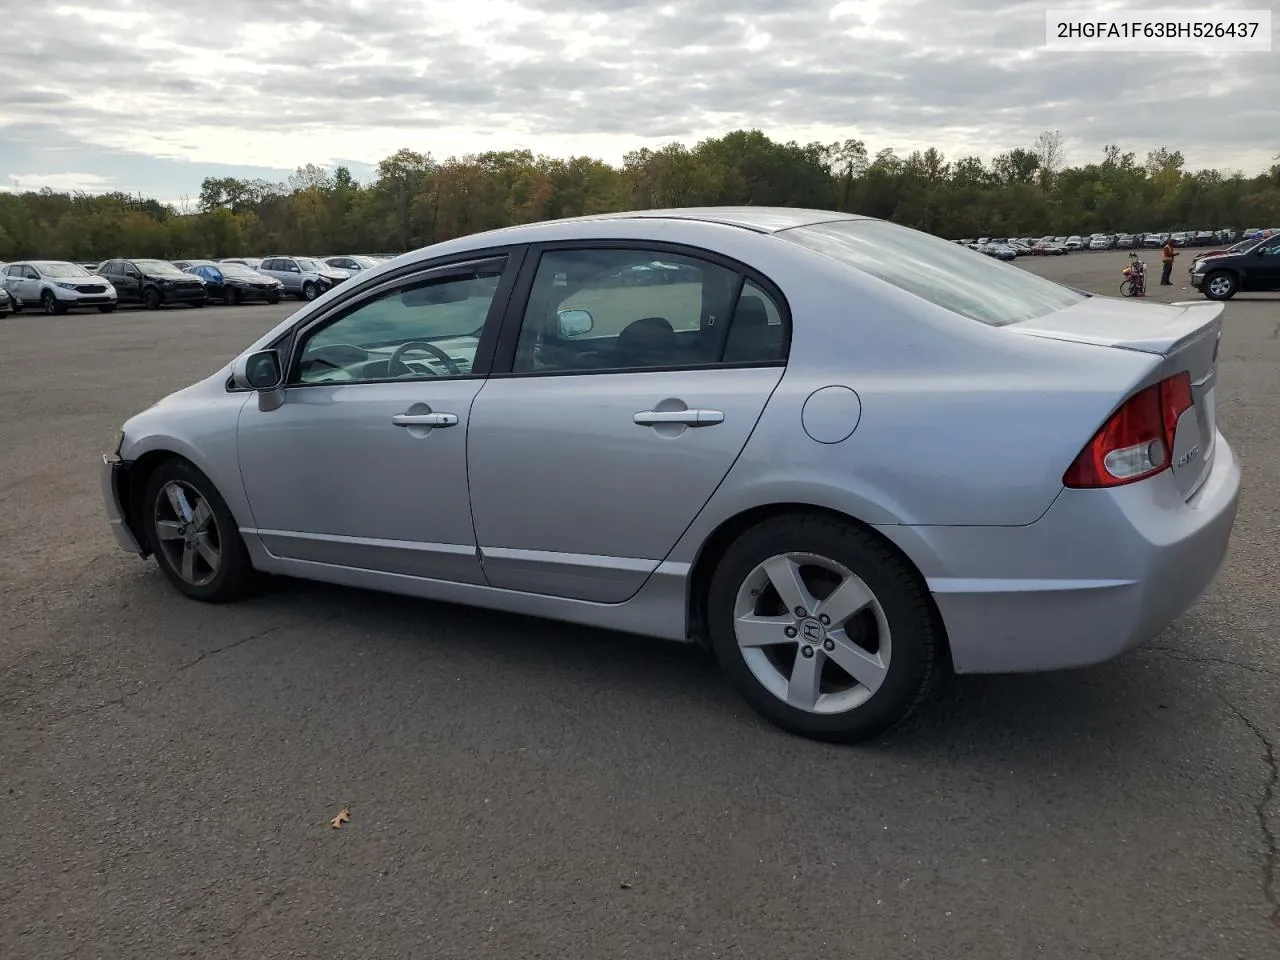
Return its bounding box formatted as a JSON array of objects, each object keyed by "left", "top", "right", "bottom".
[
  {"left": 557, "top": 308, "right": 594, "bottom": 338},
  {"left": 233, "top": 349, "right": 283, "bottom": 390}
]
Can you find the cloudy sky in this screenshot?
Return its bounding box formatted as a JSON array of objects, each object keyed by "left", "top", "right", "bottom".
[{"left": 0, "top": 0, "right": 1275, "bottom": 203}]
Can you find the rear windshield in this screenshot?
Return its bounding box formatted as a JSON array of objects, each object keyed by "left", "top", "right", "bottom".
[{"left": 780, "top": 220, "right": 1085, "bottom": 326}]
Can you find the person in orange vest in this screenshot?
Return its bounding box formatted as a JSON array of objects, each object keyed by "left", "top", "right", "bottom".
[{"left": 1160, "top": 236, "right": 1178, "bottom": 285}]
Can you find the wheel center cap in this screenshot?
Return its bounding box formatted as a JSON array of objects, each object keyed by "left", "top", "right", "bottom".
[{"left": 798, "top": 618, "right": 826, "bottom": 644}]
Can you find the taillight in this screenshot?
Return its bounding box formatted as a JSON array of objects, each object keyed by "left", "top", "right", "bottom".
[{"left": 1063, "top": 373, "right": 1194, "bottom": 488}]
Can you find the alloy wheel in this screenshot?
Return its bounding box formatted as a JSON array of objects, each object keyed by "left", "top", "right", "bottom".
[
  {"left": 1207, "top": 275, "right": 1233, "bottom": 298},
  {"left": 153, "top": 480, "right": 222, "bottom": 586},
  {"left": 732, "top": 552, "right": 891, "bottom": 715}
]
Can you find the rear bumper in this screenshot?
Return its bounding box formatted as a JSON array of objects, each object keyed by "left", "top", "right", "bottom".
[
  {"left": 894, "top": 429, "right": 1241, "bottom": 674},
  {"left": 101, "top": 454, "right": 144, "bottom": 555}
]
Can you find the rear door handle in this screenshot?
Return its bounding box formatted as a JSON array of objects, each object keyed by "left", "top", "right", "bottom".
[
  {"left": 392, "top": 412, "right": 458, "bottom": 427},
  {"left": 633, "top": 409, "right": 724, "bottom": 427}
]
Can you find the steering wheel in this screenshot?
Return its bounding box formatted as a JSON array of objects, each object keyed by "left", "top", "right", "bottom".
[{"left": 388, "top": 340, "right": 460, "bottom": 376}]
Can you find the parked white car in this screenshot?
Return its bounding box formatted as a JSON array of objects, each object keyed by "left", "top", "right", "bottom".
[
  {"left": 1, "top": 260, "right": 118, "bottom": 314},
  {"left": 322, "top": 255, "right": 381, "bottom": 274}
]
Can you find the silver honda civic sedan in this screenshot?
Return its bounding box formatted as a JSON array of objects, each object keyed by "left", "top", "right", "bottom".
[{"left": 101, "top": 207, "right": 1242, "bottom": 742}]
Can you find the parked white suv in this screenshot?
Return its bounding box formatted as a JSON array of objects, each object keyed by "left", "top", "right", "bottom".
[
  {"left": 257, "top": 256, "right": 350, "bottom": 301},
  {"left": 1, "top": 261, "right": 118, "bottom": 314}
]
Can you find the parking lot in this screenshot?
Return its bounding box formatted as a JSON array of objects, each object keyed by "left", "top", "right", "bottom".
[{"left": 2, "top": 248, "right": 1278, "bottom": 958}]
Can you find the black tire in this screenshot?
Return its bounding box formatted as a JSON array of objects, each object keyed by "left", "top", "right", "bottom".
[
  {"left": 143, "top": 287, "right": 161, "bottom": 310},
  {"left": 224, "top": 287, "right": 240, "bottom": 306},
  {"left": 707, "top": 514, "right": 943, "bottom": 743},
  {"left": 267, "top": 292, "right": 280, "bottom": 304},
  {"left": 141, "top": 458, "right": 255, "bottom": 603},
  {"left": 192, "top": 299, "right": 206, "bottom": 308},
  {"left": 301, "top": 281, "right": 318, "bottom": 301},
  {"left": 1120, "top": 280, "right": 1136, "bottom": 297},
  {"left": 98, "top": 304, "right": 117, "bottom": 313},
  {"left": 1202, "top": 270, "right": 1237, "bottom": 301},
  {"left": 41, "top": 291, "right": 65, "bottom": 315}
]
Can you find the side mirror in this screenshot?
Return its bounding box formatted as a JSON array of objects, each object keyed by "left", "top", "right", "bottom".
[
  {"left": 557, "top": 308, "right": 594, "bottom": 338},
  {"left": 232, "top": 349, "right": 283, "bottom": 390}
]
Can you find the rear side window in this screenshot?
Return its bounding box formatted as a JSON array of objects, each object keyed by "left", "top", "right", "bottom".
[{"left": 781, "top": 219, "right": 1085, "bottom": 326}]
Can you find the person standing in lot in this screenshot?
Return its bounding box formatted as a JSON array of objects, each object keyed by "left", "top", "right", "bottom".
[{"left": 1160, "top": 237, "right": 1177, "bottom": 285}]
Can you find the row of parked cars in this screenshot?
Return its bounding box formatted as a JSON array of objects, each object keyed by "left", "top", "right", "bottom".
[
  {"left": 957, "top": 227, "right": 1276, "bottom": 261},
  {"left": 0, "top": 254, "right": 397, "bottom": 315}
]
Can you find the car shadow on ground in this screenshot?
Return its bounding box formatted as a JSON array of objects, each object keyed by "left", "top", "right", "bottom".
[{"left": 213, "top": 572, "right": 1170, "bottom": 768}]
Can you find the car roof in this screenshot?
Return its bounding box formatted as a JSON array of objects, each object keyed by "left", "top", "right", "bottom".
[{"left": 482, "top": 207, "right": 867, "bottom": 239}]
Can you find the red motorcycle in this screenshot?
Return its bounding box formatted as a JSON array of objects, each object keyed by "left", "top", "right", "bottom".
[{"left": 1120, "top": 254, "right": 1146, "bottom": 297}]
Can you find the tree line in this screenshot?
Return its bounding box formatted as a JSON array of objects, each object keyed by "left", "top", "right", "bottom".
[{"left": 1, "top": 129, "right": 1278, "bottom": 262}]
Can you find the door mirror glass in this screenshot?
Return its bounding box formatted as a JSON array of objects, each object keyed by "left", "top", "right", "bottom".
[
  {"left": 557, "top": 308, "right": 594, "bottom": 338},
  {"left": 233, "top": 349, "right": 283, "bottom": 390}
]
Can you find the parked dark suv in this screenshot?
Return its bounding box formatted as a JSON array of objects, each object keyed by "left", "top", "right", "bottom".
[
  {"left": 97, "top": 258, "right": 208, "bottom": 310},
  {"left": 1190, "top": 233, "right": 1280, "bottom": 300}
]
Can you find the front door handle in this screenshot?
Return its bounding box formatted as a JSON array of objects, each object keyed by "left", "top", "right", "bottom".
[
  {"left": 392, "top": 412, "right": 458, "bottom": 427},
  {"left": 633, "top": 409, "right": 724, "bottom": 427}
]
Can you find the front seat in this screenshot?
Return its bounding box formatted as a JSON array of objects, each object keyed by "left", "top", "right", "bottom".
[
  {"left": 722, "top": 295, "right": 775, "bottom": 362},
  {"left": 614, "top": 316, "right": 677, "bottom": 368}
]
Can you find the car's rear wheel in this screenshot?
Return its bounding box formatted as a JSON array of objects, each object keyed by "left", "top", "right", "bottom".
[
  {"left": 1203, "top": 270, "right": 1237, "bottom": 301},
  {"left": 142, "top": 459, "right": 254, "bottom": 603},
  {"left": 707, "top": 514, "right": 942, "bottom": 742}
]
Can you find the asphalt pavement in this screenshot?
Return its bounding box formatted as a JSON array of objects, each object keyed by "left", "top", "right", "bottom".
[{"left": 2, "top": 250, "right": 1278, "bottom": 959}]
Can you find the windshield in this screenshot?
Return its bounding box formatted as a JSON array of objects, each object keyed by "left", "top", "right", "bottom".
[
  {"left": 350, "top": 255, "right": 378, "bottom": 268},
  {"left": 220, "top": 263, "right": 264, "bottom": 280},
  {"left": 34, "top": 261, "right": 91, "bottom": 278},
  {"left": 134, "top": 259, "right": 188, "bottom": 278},
  {"left": 781, "top": 219, "right": 1085, "bottom": 327},
  {"left": 295, "top": 258, "right": 324, "bottom": 272}
]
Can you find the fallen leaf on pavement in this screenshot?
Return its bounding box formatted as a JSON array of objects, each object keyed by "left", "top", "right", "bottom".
[{"left": 330, "top": 807, "right": 350, "bottom": 829}]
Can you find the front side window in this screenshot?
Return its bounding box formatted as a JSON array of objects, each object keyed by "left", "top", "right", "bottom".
[
  {"left": 511, "top": 248, "right": 786, "bottom": 374},
  {"left": 293, "top": 260, "right": 506, "bottom": 385},
  {"left": 781, "top": 220, "right": 1086, "bottom": 328}
]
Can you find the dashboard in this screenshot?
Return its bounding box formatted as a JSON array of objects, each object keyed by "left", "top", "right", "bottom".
[{"left": 297, "top": 336, "right": 478, "bottom": 384}]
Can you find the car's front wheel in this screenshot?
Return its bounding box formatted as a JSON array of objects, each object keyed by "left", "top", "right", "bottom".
[
  {"left": 142, "top": 458, "right": 254, "bottom": 602},
  {"left": 301, "top": 281, "right": 318, "bottom": 301},
  {"left": 143, "top": 287, "right": 161, "bottom": 310},
  {"left": 98, "top": 303, "right": 117, "bottom": 313},
  {"left": 1203, "top": 270, "right": 1237, "bottom": 301},
  {"left": 707, "top": 514, "right": 943, "bottom": 742},
  {"left": 41, "top": 291, "right": 66, "bottom": 315}
]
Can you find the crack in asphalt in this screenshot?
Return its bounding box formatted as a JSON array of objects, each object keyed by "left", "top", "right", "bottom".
[
  {"left": 1144, "top": 645, "right": 1280, "bottom": 681},
  {"left": 174, "top": 623, "right": 289, "bottom": 674},
  {"left": 95, "top": 615, "right": 340, "bottom": 716},
  {"left": 1220, "top": 695, "right": 1280, "bottom": 931}
]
